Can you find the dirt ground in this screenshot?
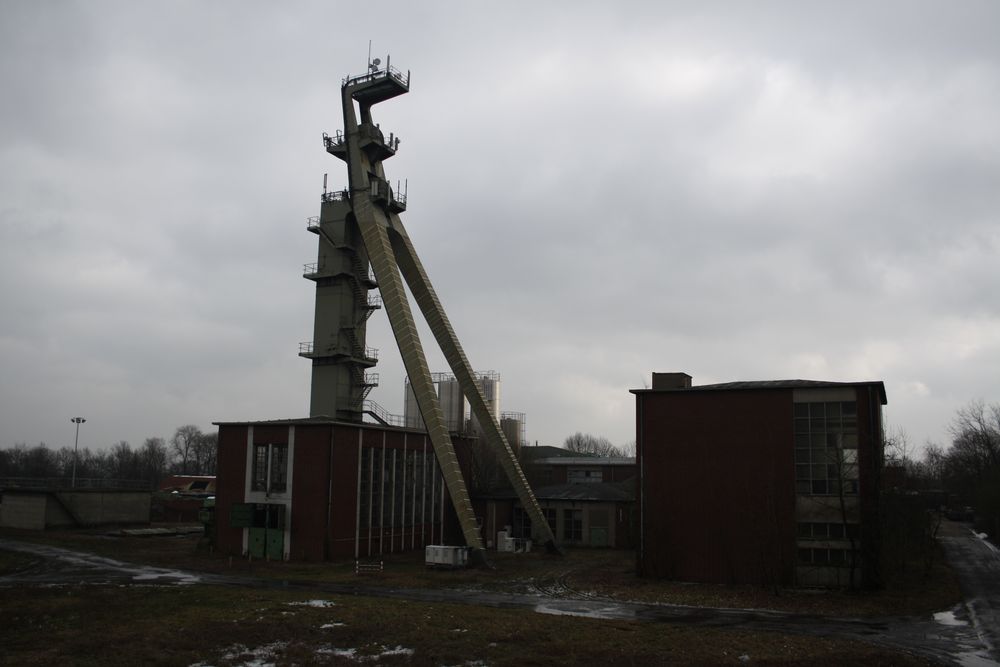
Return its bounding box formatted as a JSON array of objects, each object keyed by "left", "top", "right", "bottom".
[
  {"left": 0, "top": 526, "right": 970, "bottom": 665},
  {"left": 2, "top": 523, "right": 961, "bottom": 618}
]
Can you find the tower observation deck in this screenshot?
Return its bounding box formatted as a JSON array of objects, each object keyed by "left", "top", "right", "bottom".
[{"left": 302, "top": 56, "right": 558, "bottom": 558}]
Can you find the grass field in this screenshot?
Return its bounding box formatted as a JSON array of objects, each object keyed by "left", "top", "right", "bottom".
[{"left": 0, "top": 527, "right": 959, "bottom": 665}]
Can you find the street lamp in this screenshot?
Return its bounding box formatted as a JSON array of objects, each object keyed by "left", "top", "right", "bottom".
[{"left": 71, "top": 417, "right": 86, "bottom": 488}]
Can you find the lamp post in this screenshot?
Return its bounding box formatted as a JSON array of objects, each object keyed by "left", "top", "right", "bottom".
[{"left": 71, "top": 417, "right": 86, "bottom": 488}]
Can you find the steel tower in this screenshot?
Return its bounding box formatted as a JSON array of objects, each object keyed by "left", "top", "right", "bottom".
[{"left": 303, "top": 56, "right": 558, "bottom": 555}]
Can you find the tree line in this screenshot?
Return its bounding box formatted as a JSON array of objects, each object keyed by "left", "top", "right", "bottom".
[
  {"left": 889, "top": 399, "right": 1000, "bottom": 539},
  {"left": 0, "top": 425, "right": 217, "bottom": 489},
  {"left": 563, "top": 432, "right": 635, "bottom": 457}
]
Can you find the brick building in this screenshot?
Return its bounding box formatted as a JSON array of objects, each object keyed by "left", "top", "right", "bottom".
[
  {"left": 632, "top": 373, "right": 886, "bottom": 588},
  {"left": 213, "top": 418, "right": 473, "bottom": 561}
]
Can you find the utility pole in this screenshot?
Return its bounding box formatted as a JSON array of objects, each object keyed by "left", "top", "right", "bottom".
[{"left": 71, "top": 417, "right": 86, "bottom": 488}]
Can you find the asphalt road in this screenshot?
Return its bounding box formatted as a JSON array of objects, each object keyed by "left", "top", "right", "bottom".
[
  {"left": 937, "top": 519, "right": 1000, "bottom": 664},
  {"left": 2, "top": 526, "right": 998, "bottom": 666}
]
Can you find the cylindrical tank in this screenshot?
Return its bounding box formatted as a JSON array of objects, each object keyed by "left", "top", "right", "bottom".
[{"left": 437, "top": 377, "right": 466, "bottom": 433}]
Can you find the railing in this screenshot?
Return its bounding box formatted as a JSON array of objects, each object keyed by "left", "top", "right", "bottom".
[
  {"left": 321, "top": 189, "right": 350, "bottom": 203},
  {"left": 390, "top": 187, "right": 407, "bottom": 208},
  {"left": 363, "top": 372, "right": 379, "bottom": 386},
  {"left": 363, "top": 400, "right": 407, "bottom": 427},
  {"left": 367, "top": 294, "right": 382, "bottom": 309},
  {"left": 323, "top": 130, "right": 345, "bottom": 150},
  {"left": 306, "top": 216, "right": 320, "bottom": 231},
  {"left": 303, "top": 262, "right": 318, "bottom": 275},
  {"left": 342, "top": 63, "right": 410, "bottom": 89},
  {"left": 0, "top": 477, "right": 152, "bottom": 491},
  {"left": 300, "top": 341, "right": 377, "bottom": 360}
]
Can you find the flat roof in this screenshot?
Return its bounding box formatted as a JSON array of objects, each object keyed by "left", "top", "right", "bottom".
[
  {"left": 631, "top": 379, "right": 887, "bottom": 404},
  {"left": 212, "top": 416, "right": 439, "bottom": 436},
  {"left": 531, "top": 457, "right": 635, "bottom": 466}
]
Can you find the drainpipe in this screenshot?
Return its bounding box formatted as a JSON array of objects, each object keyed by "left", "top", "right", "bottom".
[
  {"left": 326, "top": 427, "right": 335, "bottom": 560},
  {"left": 637, "top": 393, "right": 645, "bottom": 576}
]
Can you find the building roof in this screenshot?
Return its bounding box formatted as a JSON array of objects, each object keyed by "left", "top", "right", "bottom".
[
  {"left": 212, "top": 415, "right": 432, "bottom": 435},
  {"left": 631, "top": 379, "right": 887, "bottom": 404},
  {"left": 519, "top": 445, "right": 583, "bottom": 459},
  {"left": 531, "top": 457, "right": 635, "bottom": 466},
  {"left": 480, "top": 481, "right": 635, "bottom": 503},
  {"left": 533, "top": 482, "right": 635, "bottom": 502}
]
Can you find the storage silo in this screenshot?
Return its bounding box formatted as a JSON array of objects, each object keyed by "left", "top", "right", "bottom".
[
  {"left": 500, "top": 411, "right": 525, "bottom": 454},
  {"left": 469, "top": 371, "right": 501, "bottom": 436},
  {"left": 403, "top": 378, "right": 424, "bottom": 430},
  {"left": 437, "top": 375, "right": 466, "bottom": 433}
]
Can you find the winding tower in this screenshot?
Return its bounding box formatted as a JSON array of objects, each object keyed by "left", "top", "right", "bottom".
[{"left": 302, "top": 56, "right": 558, "bottom": 556}]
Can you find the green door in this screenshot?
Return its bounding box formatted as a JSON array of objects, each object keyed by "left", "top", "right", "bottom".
[
  {"left": 248, "top": 527, "right": 266, "bottom": 558},
  {"left": 265, "top": 504, "right": 285, "bottom": 561}
]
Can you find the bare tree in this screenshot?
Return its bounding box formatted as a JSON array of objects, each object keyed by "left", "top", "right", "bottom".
[
  {"left": 193, "top": 432, "right": 218, "bottom": 475},
  {"left": 109, "top": 441, "right": 141, "bottom": 480},
  {"left": 563, "top": 432, "right": 622, "bottom": 457},
  {"left": 171, "top": 425, "right": 203, "bottom": 475},
  {"left": 140, "top": 437, "right": 169, "bottom": 486}
]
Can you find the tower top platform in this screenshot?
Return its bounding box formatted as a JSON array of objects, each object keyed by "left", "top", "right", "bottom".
[{"left": 342, "top": 62, "right": 410, "bottom": 105}]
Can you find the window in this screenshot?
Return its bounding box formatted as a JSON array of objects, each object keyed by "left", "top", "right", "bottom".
[
  {"left": 798, "top": 546, "right": 859, "bottom": 567},
  {"left": 796, "top": 522, "right": 860, "bottom": 540},
  {"left": 567, "top": 469, "right": 603, "bottom": 484},
  {"left": 542, "top": 508, "right": 557, "bottom": 535},
  {"left": 793, "top": 401, "right": 859, "bottom": 496},
  {"left": 251, "top": 443, "right": 288, "bottom": 494},
  {"left": 563, "top": 509, "right": 583, "bottom": 541},
  {"left": 512, "top": 507, "right": 532, "bottom": 538}
]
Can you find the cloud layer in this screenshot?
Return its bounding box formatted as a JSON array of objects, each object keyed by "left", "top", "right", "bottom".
[{"left": 2, "top": 1, "right": 998, "bottom": 453}]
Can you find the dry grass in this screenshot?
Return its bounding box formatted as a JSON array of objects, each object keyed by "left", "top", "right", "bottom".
[
  {"left": 1, "top": 526, "right": 961, "bottom": 619},
  {"left": 0, "top": 583, "right": 935, "bottom": 666},
  {"left": 0, "top": 527, "right": 957, "bottom": 665}
]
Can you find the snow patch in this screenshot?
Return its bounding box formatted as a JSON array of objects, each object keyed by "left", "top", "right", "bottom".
[
  {"left": 314, "top": 644, "right": 414, "bottom": 662},
  {"left": 933, "top": 610, "right": 968, "bottom": 627},
  {"left": 287, "top": 599, "right": 337, "bottom": 608}
]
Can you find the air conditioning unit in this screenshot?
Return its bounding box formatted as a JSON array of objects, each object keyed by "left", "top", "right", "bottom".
[{"left": 425, "top": 545, "right": 468, "bottom": 568}]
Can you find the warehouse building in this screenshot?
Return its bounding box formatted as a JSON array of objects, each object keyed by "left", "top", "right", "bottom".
[
  {"left": 632, "top": 373, "right": 886, "bottom": 588},
  {"left": 213, "top": 418, "right": 474, "bottom": 561}
]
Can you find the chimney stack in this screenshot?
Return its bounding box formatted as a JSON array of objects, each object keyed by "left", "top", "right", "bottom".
[{"left": 651, "top": 372, "right": 692, "bottom": 390}]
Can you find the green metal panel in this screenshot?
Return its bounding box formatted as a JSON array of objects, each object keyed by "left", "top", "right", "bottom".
[
  {"left": 248, "top": 527, "right": 266, "bottom": 559},
  {"left": 266, "top": 528, "right": 284, "bottom": 560}
]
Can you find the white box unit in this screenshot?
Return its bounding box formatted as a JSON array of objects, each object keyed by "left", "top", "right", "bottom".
[{"left": 425, "top": 545, "right": 468, "bottom": 568}]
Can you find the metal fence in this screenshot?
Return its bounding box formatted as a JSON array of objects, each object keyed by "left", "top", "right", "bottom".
[{"left": 0, "top": 477, "right": 152, "bottom": 491}]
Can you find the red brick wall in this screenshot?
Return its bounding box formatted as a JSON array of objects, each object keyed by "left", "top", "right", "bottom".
[
  {"left": 214, "top": 425, "right": 248, "bottom": 556},
  {"left": 288, "top": 425, "right": 332, "bottom": 561},
  {"left": 637, "top": 390, "right": 797, "bottom": 584}
]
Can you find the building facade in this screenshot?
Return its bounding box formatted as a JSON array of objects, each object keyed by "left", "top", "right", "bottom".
[
  {"left": 213, "top": 419, "right": 473, "bottom": 561},
  {"left": 632, "top": 373, "right": 886, "bottom": 588}
]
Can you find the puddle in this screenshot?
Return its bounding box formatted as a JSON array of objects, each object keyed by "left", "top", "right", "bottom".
[{"left": 933, "top": 610, "right": 968, "bottom": 627}]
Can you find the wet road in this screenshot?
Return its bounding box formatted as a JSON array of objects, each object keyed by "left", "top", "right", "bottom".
[
  {"left": 1, "top": 530, "right": 997, "bottom": 666},
  {"left": 938, "top": 520, "right": 1000, "bottom": 663}
]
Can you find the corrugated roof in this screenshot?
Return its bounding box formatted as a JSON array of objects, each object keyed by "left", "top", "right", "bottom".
[
  {"left": 479, "top": 481, "right": 635, "bottom": 502},
  {"left": 630, "top": 379, "right": 887, "bottom": 404},
  {"left": 531, "top": 456, "right": 635, "bottom": 466}
]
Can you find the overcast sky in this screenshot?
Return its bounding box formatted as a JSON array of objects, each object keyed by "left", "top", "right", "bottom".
[{"left": 2, "top": 1, "right": 998, "bottom": 455}]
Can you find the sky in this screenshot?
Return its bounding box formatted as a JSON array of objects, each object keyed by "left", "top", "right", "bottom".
[{"left": 1, "top": 1, "right": 998, "bottom": 456}]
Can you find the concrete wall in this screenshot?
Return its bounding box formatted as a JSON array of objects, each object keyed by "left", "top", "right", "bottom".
[
  {"left": 0, "top": 490, "right": 149, "bottom": 529},
  {"left": 0, "top": 492, "right": 47, "bottom": 530},
  {"left": 53, "top": 491, "right": 150, "bottom": 526}
]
